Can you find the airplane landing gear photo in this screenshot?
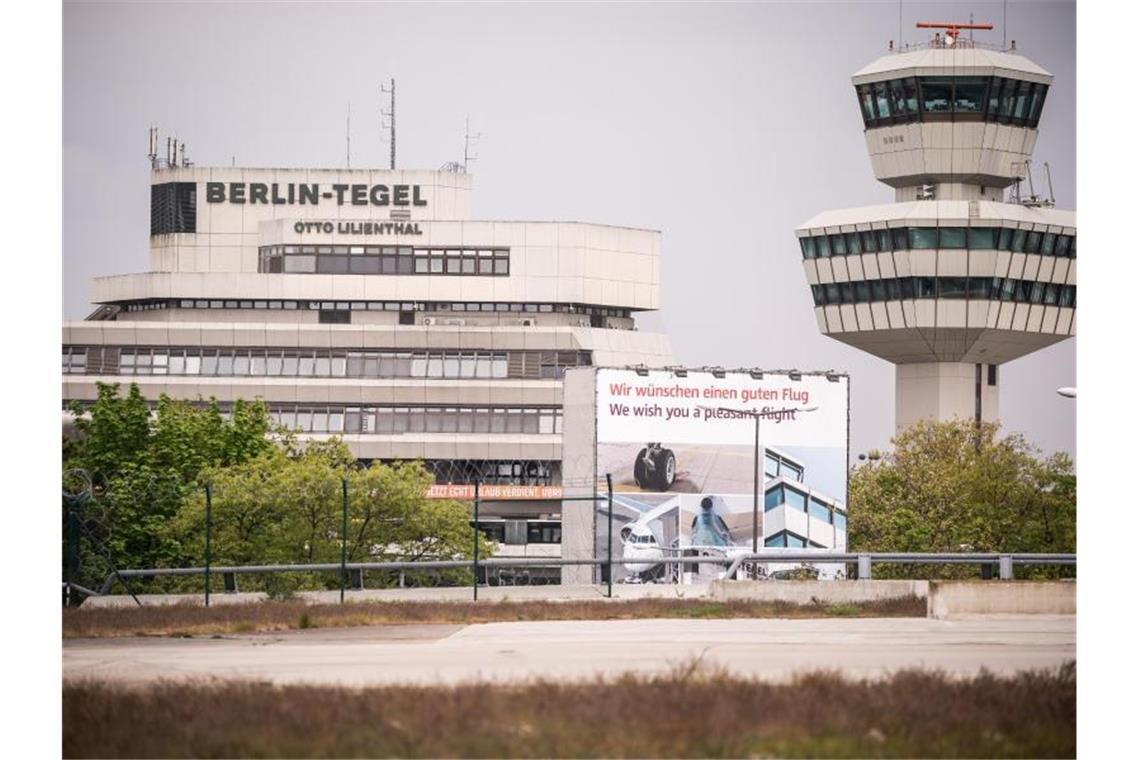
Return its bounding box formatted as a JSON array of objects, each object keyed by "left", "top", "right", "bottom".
[{"left": 632, "top": 443, "right": 676, "bottom": 491}]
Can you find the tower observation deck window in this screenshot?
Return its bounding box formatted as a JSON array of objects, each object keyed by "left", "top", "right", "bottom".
[{"left": 856, "top": 76, "right": 1048, "bottom": 129}]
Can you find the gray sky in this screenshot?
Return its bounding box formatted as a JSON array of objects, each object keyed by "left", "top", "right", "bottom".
[{"left": 62, "top": 0, "right": 1076, "bottom": 460}]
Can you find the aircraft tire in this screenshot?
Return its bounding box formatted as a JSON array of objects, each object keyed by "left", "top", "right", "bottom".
[
  {"left": 633, "top": 448, "right": 650, "bottom": 489},
  {"left": 652, "top": 448, "right": 676, "bottom": 490}
]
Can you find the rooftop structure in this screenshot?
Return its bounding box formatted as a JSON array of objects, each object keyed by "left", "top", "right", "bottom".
[{"left": 795, "top": 24, "right": 1075, "bottom": 430}]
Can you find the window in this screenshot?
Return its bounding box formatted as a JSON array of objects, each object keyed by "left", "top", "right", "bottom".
[
  {"left": 891, "top": 228, "right": 909, "bottom": 251},
  {"left": 833, "top": 512, "right": 847, "bottom": 532},
  {"left": 150, "top": 182, "right": 196, "bottom": 235},
  {"left": 939, "top": 277, "right": 967, "bottom": 299},
  {"left": 939, "top": 227, "right": 966, "bottom": 249},
  {"left": 846, "top": 232, "right": 863, "bottom": 255},
  {"left": 953, "top": 77, "right": 988, "bottom": 113},
  {"left": 860, "top": 230, "right": 878, "bottom": 253},
  {"left": 809, "top": 498, "right": 831, "bottom": 523},
  {"left": 816, "top": 235, "right": 831, "bottom": 258},
  {"left": 764, "top": 485, "right": 783, "bottom": 511},
  {"left": 784, "top": 487, "right": 807, "bottom": 512},
  {"left": 830, "top": 234, "right": 847, "bottom": 256},
  {"left": 968, "top": 227, "right": 997, "bottom": 249},
  {"left": 876, "top": 229, "right": 893, "bottom": 252},
  {"left": 920, "top": 77, "right": 953, "bottom": 113},
  {"left": 909, "top": 228, "right": 939, "bottom": 249},
  {"left": 799, "top": 236, "right": 816, "bottom": 259}
]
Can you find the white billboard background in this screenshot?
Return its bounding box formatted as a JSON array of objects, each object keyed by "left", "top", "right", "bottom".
[{"left": 596, "top": 369, "right": 848, "bottom": 448}]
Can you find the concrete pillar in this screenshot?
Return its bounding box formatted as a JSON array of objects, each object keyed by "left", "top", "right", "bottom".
[
  {"left": 895, "top": 361, "right": 999, "bottom": 432},
  {"left": 559, "top": 368, "right": 599, "bottom": 585}
]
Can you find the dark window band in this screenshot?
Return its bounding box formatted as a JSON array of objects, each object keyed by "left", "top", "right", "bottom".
[
  {"left": 258, "top": 245, "right": 510, "bottom": 276},
  {"left": 799, "top": 226, "right": 1075, "bottom": 260},
  {"left": 855, "top": 75, "right": 1048, "bottom": 129},
  {"left": 809, "top": 277, "right": 1075, "bottom": 308}
]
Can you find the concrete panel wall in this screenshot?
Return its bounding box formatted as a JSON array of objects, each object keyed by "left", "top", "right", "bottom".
[{"left": 927, "top": 581, "right": 1076, "bottom": 618}]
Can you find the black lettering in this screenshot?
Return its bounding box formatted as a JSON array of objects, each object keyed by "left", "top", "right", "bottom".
[
  {"left": 392, "top": 184, "right": 409, "bottom": 206},
  {"left": 294, "top": 222, "right": 305, "bottom": 233},
  {"left": 271, "top": 183, "right": 287, "bottom": 204},
  {"left": 249, "top": 183, "right": 268, "bottom": 204},
  {"left": 369, "top": 184, "right": 390, "bottom": 205},
  {"left": 395, "top": 223, "right": 406, "bottom": 234},
  {"left": 351, "top": 184, "right": 368, "bottom": 205},
  {"left": 322, "top": 222, "right": 334, "bottom": 233},
  {"left": 332, "top": 184, "right": 349, "bottom": 204},
  {"left": 206, "top": 182, "right": 225, "bottom": 203},
  {"left": 299, "top": 184, "right": 319, "bottom": 204},
  {"left": 412, "top": 185, "right": 427, "bottom": 206},
  {"left": 229, "top": 183, "right": 245, "bottom": 203}
]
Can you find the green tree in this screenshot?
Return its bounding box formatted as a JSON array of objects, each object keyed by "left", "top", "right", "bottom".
[
  {"left": 172, "top": 438, "right": 492, "bottom": 590},
  {"left": 848, "top": 419, "right": 1076, "bottom": 578},
  {"left": 63, "top": 383, "right": 274, "bottom": 590}
]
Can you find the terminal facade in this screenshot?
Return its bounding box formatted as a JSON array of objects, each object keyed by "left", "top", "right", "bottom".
[
  {"left": 796, "top": 32, "right": 1076, "bottom": 429},
  {"left": 62, "top": 163, "right": 676, "bottom": 570}
]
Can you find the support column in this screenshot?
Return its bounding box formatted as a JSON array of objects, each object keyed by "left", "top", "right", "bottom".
[{"left": 895, "top": 362, "right": 999, "bottom": 431}]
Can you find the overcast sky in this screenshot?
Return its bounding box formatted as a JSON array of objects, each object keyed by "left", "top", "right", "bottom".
[{"left": 62, "top": 0, "right": 1076, "bottom": 460}]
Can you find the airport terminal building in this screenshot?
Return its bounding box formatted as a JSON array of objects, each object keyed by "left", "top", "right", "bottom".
[{"left": 62, "top": 162, "right": 677, "bottom": 567}]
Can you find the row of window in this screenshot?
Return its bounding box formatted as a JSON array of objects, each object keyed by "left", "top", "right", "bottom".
[
  {"left": 808, "top": 277, "right": 1076, "bottom": 308},
  {"left": 267, "top": 404, "right": 563, "bottom": 435},
  {"left": 258, "top": 245, "right": 510, "bottom": 276},
  {"left": 476, "top": 521, "right": 562, "bottom": 545},
  {"left": 856, "top": 76, "right": 1048, "bottom": 129},
  {"left": 764, "top": 530, "right": 828, "bottom": 550},
  {"left": 62, "top": 347, "right": 591, "bottom": 381},
  {"left": 799, "top": 227, "right": 1076, "bottom": 260},
  {"left": 764, "top": 484, "right": 847, "bottom": 531},
  {"left": 420, "top": 459, "right": 556, "bottom": 487},
  {"left": 115, "top": 299, "right": 631, "bottom": 318}
]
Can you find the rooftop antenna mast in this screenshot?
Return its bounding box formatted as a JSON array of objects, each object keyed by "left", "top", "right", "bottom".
[
  {"left": 380, "top": 78, "right": 395, "bottom": 169},
  {"left": 1003, "top": 0, "right": 1008, "bottom": 49},
  {"left": 463, "top": 116, "right": 481, "bottom": 173},
  {"left": 346, "top": 102, "right": 351, "bottom": 168},
  {"left": 147, "top": 125, "right": 159, "bottom": 168}
]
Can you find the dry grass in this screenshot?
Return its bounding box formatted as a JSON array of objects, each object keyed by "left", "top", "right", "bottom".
[
  {"left": 63, "top": 661, "right": 1076, "bottom": 758},
  {"left": 63, "top": 595, "right": 925, "bottom": 638}
]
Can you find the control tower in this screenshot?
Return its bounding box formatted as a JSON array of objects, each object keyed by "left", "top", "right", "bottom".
[{"left": 795, "top": 23, "right": 1075, "bottom": 431}]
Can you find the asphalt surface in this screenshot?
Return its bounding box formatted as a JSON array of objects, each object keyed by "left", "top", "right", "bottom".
[{"left": 64, "top": 615, "right": 1074, "bottom": 686}]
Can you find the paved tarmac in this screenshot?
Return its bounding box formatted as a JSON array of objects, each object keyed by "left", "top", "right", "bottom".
[{"left": 64, "top": 615, "right": 1074, "bottom": 686}]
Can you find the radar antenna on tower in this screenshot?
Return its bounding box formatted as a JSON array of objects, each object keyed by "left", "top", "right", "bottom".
[{"left": 916, "top": 20, "right": 993, "bottom": 48}]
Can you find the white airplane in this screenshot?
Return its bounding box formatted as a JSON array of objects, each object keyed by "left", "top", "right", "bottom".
[{"left": 617, "top": 493, "right": 757, "bottom": 582}]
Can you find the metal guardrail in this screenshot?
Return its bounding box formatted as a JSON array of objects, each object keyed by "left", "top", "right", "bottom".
[{"left": 92, "top": 552, "right": 1076, "bottom": 602}]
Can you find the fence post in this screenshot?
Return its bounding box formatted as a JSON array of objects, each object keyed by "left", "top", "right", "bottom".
[
  {"left": 340, "top": 477, "right": 349, "bottom": 604},
  {"left": 204, "top": 483, "right": 212, "bottom": 608},
  {"left": 473, "top": 481, "right": 480, "bottom": 602},
  {"left": 857, "top": 554, "right": 871, "bottom": 580},
  {"left": 606, "top": 473, "right": 614, "bottom": 599},
  {"left": 63, "top": 495, "right": 81, "bottom": 608},
  {"left": 999, "top": 554, "right": 1013, "bottom": 581}
]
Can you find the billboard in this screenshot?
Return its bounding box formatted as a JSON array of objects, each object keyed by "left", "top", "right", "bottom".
[{"left": 579, "top": 368, "right": 849, "bottom": 582}]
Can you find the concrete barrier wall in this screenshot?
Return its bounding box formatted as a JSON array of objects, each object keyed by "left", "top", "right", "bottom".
[
  {"left": 927, "top": 581, "right": 1076, "bottom": 618},
  {"left": 709, "top": 579, "right": 928, "bottom": 604}
]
